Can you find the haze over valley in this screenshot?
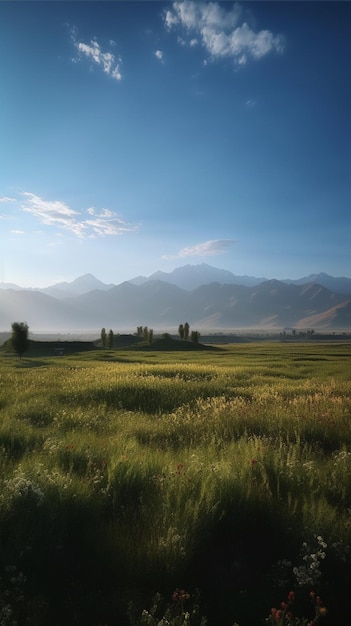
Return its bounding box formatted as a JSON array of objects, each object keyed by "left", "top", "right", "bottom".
[{"left": 1, "top": 264, "right": 350, "bottom": 332}]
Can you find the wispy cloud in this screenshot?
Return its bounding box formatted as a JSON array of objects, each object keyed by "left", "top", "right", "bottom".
[
  {"left": 20, "top": 192, "right": 138, "bottom": 239},
  {"left": 163, "top": 239, "right": 235, "bottom": 259},
  {"left": 84, "top": 207, "right": 137, "bottom": 237},
  {"left": 0, "top": 196, "right": 16, "bottom": 203},
  {"left": 71, "top": 29, "right": 122, "bottom": 80},
  {"left": 164, "top": 1, "right": 284, "bottom": 66}
]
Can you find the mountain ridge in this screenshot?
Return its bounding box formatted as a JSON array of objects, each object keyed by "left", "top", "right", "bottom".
[
  {"left": 1, "top": 274, "right": 350, "bottom": 331},
  {"left": 1, "top": 265, "right": 351, "bottom": 331},
  {"left": 1, "top": 263, "right": 351, "bottom": 296}
]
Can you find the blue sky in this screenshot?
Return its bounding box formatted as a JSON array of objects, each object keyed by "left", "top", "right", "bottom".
[{"left": 0, "top": 1, "right": 350, "bottom": 287}]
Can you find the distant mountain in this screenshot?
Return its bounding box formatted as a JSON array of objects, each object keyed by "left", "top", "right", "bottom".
[
  {"left": 41, "top": 273, "right": 115, "bottom": 299},
  {"left": 0, "top": 288, "right": 76, "bottom": 329},
  {"left": 147, "top": 263, "right": 267, "bottom": 290},
  {"left": 283, "top": 272, "right": 351, "bottom": 295},
  {"left": 0, "top": 282, "right": 25, "bottom": 291},
  {"left": 0, "top": 273, "right": 114, "bottom": 300},
  {"left": 2, "top": 265, "right": 350, "bottom": 297},
  {"left": 1, "top": 276, "right": 350, "bottom": 331}
]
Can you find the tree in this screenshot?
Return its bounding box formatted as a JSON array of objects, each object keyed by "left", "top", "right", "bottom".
[
  {"left": 184, "top": 322, "right": 190, "bottom": 341},
  {"left": 11, "top": 322, "right": 29, "bottom": 358},
  {"left": 143, "top": 326, "right": 149, "bottom": 342},
  {"left": 136, "top": 326, "right": 143, "bottom": 337},
  {"left": 191, "top": 330, "right": 200, "bottom": 343},
  {"left": 148, "top": 328, "right": 154, "bottom": 345},
  {"left": 108, "top": 329, "right": 114, "bottom": 349},
  {"left": 101, "top": 327, "right": 107, "bottom": 348},
  {"left": 178, "top": 324, "right": 184, "bottom": 340}
]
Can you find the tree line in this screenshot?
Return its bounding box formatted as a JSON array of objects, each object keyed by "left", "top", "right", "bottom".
[
  {"left": 100, "top": 323, "right": 200, "bottom": 347},
  {"left": 8, "top": 320, "right": 200, "bottom": 358}
]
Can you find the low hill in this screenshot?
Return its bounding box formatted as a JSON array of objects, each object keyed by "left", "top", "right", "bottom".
[{"left": 125, "top": 337, "right": 220, "bottom": 351}]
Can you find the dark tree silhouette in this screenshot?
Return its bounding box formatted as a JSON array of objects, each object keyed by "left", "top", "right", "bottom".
[
  {"left": 101, "top": 327, "right": 107, "bottom": 348},
  {"left": 108, "top": 329, "right": 114, "bottom": 349},
  {"left": 11, "top": 322, "right": 29, "bottom": 358},
  {"left": 184, "top": 322, "right": 190, "bottom": 341},
  {"left": 191, "top": 330, "right": 200, "bottom": 343},
  {"left": 178, "top": 324, "right": 184, "bottom": 340}
]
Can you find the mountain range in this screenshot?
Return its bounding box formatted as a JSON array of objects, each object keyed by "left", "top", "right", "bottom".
[{"left": 1, "top": 264, "right": 351, "bottom": 331}]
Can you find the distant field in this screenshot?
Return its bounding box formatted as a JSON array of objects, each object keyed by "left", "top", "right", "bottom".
[{"left": 0, "top": 342, "right": 350, "bottom": 625}]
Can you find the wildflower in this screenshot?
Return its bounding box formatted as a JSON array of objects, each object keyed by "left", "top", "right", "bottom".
[{"left": 172, "top": 588, "right": 190, "bottom": 602}]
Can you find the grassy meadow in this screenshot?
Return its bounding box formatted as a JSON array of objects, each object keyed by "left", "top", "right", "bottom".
[{"left": 0, "top": 341, "right": 350, "bottom": 625}]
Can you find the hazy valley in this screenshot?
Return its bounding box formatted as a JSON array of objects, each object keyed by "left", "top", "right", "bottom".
[{"left": 1, "top": 264, "right": 351, "bottom": 332}]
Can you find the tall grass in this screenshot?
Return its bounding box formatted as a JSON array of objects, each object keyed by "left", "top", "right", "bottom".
[{"left": 0, "top": 342, "right": 350, "bottom": 624}]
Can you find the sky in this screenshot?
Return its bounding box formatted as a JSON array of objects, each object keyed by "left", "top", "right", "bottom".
[{"left": 0, "top": 0, "right": 350, "bottom": 288}]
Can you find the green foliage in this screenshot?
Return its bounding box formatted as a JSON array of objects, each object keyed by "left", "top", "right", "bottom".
[
  {"left": 0, "top": 342, "right": 350, "bottom": 623},
  {"left": 101, "top": 327, "right": 107, "bottom": 348},
  {"left": 190, "top": 330, "right": 200, "bottom": 343},
  {"left": 108, "top": 328, "right": 114, "bottom": 349},
  {"left": 184, "top": 322, "right": 190, "bottom": 341},
  {"left": 10, "top": 322, "right": 29, "bottom": 358}
]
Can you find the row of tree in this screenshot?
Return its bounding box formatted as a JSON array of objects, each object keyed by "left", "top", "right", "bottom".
[
  {"left": 8, "top": 321, "right": 200, "bottom": 358},
  {"left": 100, "top": 328, "right": 114, "bottom": 349},
  {"left": 136, "top": 326, "right": 154, "bottom": 344},
  {"left": 136, "top": 323, "right": 200, "bottom": 344},
  {"left": 178, "top": 322, "right": 200, "bottom": 343},
  {"left": 100, "top": 324, "right": 200, "bottom": 347}
]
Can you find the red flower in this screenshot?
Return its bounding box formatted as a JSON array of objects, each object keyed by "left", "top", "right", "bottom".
[
  {"left": 172, "top": 588, "right": 190, "bottom": 602},
  {"left": 287, "top": 591, "right": 295, "bottom": 602}
]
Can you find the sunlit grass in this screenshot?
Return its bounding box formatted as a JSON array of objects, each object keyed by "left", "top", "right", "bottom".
[{"left": 0, "top": 342, "right": 350, "bottom": 624}]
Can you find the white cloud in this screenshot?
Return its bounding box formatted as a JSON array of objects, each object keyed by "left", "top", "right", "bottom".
[
  {"left": 163, "top": 1, "right": 284, "bottom": 65},
  {"left": 20, "top": 192, "right": 138, "bottom": 239},
  {"left": 73, "top": 34, "right": 122, "bottom": 80},
  {"left": 0, "top": 196, "right": 16, "bottom": 203},
  {"left": 11, "top": 230, "right": 25, "bottom": 235},
  {"left": 155, "top": 49, "right": 164, "bottom": 62},
  {"left": 85, "top": 207, "right": 136, "bottom": 237},
  {"left": 165, "top": 9, "right": 179, "bottom": 30},
  {"left": 163, "top": 239, "right": 235, "bottom": 259}
]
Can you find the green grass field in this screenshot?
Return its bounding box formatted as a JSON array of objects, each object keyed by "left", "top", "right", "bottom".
[{"left": 0, "top": 342, "right": 350, "bottom": 625}]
